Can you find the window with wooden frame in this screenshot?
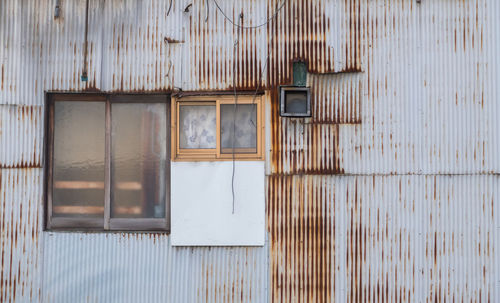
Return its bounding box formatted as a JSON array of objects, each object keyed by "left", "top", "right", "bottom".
[
  {"left": 171, "top": 95, "right": 264, "bottom": 161},
  {"left": 45, "top": 94, "right": 170, "bottom": 231}
]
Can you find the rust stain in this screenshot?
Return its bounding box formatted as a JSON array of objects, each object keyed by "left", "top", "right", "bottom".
[
  {"left": 190, "top": 0, "right": 362, "bottom": 90},
  {"left": 1, "top": 64, "right": 4, "bottom": 91},
  {"left": 0, "top": 169, "right": 41, "bottom": 302},
  {"left": 268, "top": 176, "right": 333, "bottom": 303},
  {"left": 270, "top": 90, "right": 344, "bottom": 175},
  {"left": 195, "top": 247, "right": 256, "bottom": 302},
  {"left": 0, "top": 106, "right": 42, "bottom": 169}
]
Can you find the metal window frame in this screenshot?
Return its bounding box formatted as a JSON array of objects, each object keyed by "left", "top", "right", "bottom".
[
  {"left": 44, "top": 93, "right": 170, "bottom": 232},
  {"left": 279, "top": 86, "right": 311, "bottom": 117}
]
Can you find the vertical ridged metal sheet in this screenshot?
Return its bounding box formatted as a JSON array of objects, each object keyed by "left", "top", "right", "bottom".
[
  {"left": 337, "top": 0, "right": 499, "bottom": 174},
  {"left": 0, "top": 0, "right": 41, "bottom": 105},
  {"left": 39, "top": 0, "right": 104, "bottom": 94},
  {"left": 309, "top": 73, "right": 362, "bottom": 124},
  {"left": 41, "top": 233, "right": 267, "bottom": 303},
  {"left": 1, "top": 0, "right": 500, "bottom": 302},
  {"left": 264, "top": 0, "right": 500, "bottom": 301},
  {"left": 0, "top": 169, "right": 42, "bottom": 303},
  {"left": 0, "top": 105, "right": 43, "bottom": 168},
  {"left": 182, "top": 1, "right": 268, "bottom": 90},
  {"left": 266, "top": 0, "right": 361, "bottom": 87},
  {"left": 0, "top": 0, "right": 360, "bottom": 99},
  {"left": 268, "top": 175, "right": 499, "bottom": 302}
]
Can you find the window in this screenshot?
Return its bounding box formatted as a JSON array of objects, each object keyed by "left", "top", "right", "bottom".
[
  {"left": 45, "top": 94, "right": 170, "bottom": 231},
  {"left": 172, "top": 95, "right": 264, "bottom": 161}
]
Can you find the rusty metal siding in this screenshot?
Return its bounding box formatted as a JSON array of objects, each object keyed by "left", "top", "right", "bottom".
[
  {"left": 183, "top": 1, "right": 268, "bottom": 90},
  {"left": 99, "top": 0, "right": 174, "bottom": 92},
  {"left": 41, "top": 233, "right": 267, "bottom": 303},
  {"left": 40, "top": 0, "right": 104, "bottom": 93},
  {"left": 1, "top": 0, "right": 500, "bottom": 302},
  {"left": 309, "top": 73, "right": 362, "bottom": 124},
  {"left": 268, "top": 175, "right": 499, "bottom": 303},
  {"left": 0, "top": 106, "right": 43, "bottom": 168},
  {"left": 1, "top": 0, "right": 360, "bottom": 103},
  {"left": 267, "top": 175, "right": 335, "bottom": 303},
  {"left": 337, "top": 0, "right": 498, "bottom": 174},
  {"left": 0, "top": 169, "right": 42, "bottom": 303},
  {"left": 0, "top": 0, "right": 41, "bottom": 105},
  {"left": 266, "top": 0, "right": 361, "bottom": 88}
]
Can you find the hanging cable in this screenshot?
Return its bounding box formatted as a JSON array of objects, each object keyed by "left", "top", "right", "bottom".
[
  {"left": 226, "top": 1, "right": 285, "bottom": 214},
  {"left": 167, "top": 0, "right": 173, "bottom": 16},
  {"left": 212, "top": 0, "right": 286, "bottom": 29},
  {"left": 81, "top": 0, "right": 90, "bottom": 81},
  {"left": 231, "top": 13, "right": 243, "bottom": 214},
  {"left": 205, "top": 0, "right": 209, "bottom": 22}
]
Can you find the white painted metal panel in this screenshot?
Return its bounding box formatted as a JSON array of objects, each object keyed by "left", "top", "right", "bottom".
[{"left": 171, "top": 161, "right": 265, "bottom": 246}]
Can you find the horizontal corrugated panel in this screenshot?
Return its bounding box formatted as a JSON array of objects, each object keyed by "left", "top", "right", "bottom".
[
  {"left": 41, "top": 233, "right": 267, "bottom": 303},
  {"left": 268, "top": 175, "right": 499, "bottom": 303},
  {"left": 0, "top": 105, "right": 43, "bottom": 168},
  {"left": 0, "top": 168, "right": 42, "bottom": 303}
]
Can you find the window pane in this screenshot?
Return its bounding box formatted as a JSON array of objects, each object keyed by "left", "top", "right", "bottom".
[
  {"left": 220, "top": 104, "right": 257, "bottom": 153},
  {"left": 111, "top": 103, "right": 167, "bottom": 219},
  {"left": 179, "top": 105, "right": 216, "bottom": 149},
  {"left": 52, "top": 101, "right": 105, "bottom": 218}
]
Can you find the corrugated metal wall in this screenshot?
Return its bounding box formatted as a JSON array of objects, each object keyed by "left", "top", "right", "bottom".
[
  {"left": 1, "top": 0, "right": 500, "bottom": 302},
  {"left": 268, "top": 175, "right": 499, "bottom": 302},
  {"left": 41, "top": 233, "right": 267, "bottom": 303}
]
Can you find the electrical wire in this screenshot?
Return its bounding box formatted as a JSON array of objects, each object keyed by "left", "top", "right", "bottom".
[
  {"left": 231, "top": 13, "right": 243, "bottom": 214},
  {"left": 82, "top": 0, "right": 90, "bottom": 79},
  {"left": 167, "top": 0, "right": 173, "bottom": 16},
  {"left": 229, "top": 2, "right": 284, "bottom": 214},
  {"left": 212, "top": 0, "right": 286, "bottom": 29},
  {"left": 205, "top": 0, "right": 209, "bottom": 22}
]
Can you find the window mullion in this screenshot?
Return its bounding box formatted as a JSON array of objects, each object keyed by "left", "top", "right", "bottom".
[
  {"left": 104, "top": 99, "right": 111, "bottom": 230},
  {"left": 216, "top": 99, "right": 221, "bottom": 158}
]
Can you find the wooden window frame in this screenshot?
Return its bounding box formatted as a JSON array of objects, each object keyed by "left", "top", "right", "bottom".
[
  {"left": 44, "top": 93, "right": 170, "bottom": 232},
  {"left": 171, "top": 95, "right": 264, "bottom": 161}
]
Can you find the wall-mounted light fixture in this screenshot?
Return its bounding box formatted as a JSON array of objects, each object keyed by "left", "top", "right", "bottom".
[
  {"left": 280, "top": 86, "right": 311, "bottom": 117},
  {"left": 279, "top": 61, "right": 311, "bottom": 117}
]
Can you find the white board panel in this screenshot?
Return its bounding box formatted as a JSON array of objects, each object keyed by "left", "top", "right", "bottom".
[{"left": 171, "top": 161, "right": 265, "bottom": 246}]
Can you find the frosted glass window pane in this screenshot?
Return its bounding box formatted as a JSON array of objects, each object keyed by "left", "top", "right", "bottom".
[
  {"left": 52, "top": 101, "right": 105, "bottom": 218},
  {"left": 179, "top": 105, "right": 216, "bottom": 149},
  {"left": 111, "top": 103, "right": 167, "bottom": 219},
  {"left": 220, "top": 104, "right": 257, "bottom": 153}
]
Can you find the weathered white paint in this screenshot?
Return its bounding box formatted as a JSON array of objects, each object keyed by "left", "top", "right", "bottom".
[
  {"left": 41, "top": 232, "right": 268, "bottom": 303},
  {"left": 171, "top": 161, "right": 265, "bottom": 246}
]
